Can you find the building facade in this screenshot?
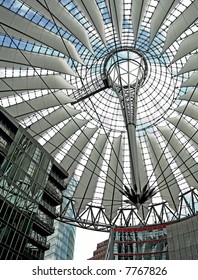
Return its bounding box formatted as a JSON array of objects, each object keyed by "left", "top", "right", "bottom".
[
  {"left": 106, "top": 225, "right": 168, "bottom": 260},
  {"left": 104, "top": 214, "right": 198, "bottom": 260},
  {"left": 45, "top": 177, "right": 77, "bottom": 260},
  {"left": 88, "top": 239, "right": 108, "bottom": 260},
  {"left": 0, "top": 108, "right": 68, "bottom": 259},
  {"left": 167, "top": 215, "right": 198, "bottom": 260}
]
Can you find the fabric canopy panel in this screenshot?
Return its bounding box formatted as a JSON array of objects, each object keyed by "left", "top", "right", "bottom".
[{"left": 0, "top": 0, "right": 197, "bottom": 230}]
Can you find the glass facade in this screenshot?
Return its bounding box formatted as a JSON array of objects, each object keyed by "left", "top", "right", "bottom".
[
  {"left": 0, "top": 110, "right": 68, "bottom": 259},
  {"left": 45, "top": 177, "right": 77, "bottom": 260},
  {"left": 111, "top": 225, "right": 168, "bottom": 260},
  {"left": 0, "top": 129, "right": 50, "bottom": 259},
  {"left": 0, "top": 129, "right": 51, "bottom": 207}
]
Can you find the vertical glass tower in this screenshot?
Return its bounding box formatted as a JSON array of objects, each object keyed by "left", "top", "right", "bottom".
[{"left": 45, "top": 177, "right": 77, "bottom": 260}]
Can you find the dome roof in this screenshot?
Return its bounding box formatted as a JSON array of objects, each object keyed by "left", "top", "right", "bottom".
[{"left": 0, "top": 0, "right": 197, "bottom": 231}]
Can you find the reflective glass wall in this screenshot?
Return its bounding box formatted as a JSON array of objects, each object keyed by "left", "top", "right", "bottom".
[
  {"left": 45, "top": 177, "right": 77, "bottom": 260},
  {"left": 111, "top": 225, "right": 168, "bottom": 260},
  {"left": 0, "top": 110, "right": 68, "bottom": 259}
]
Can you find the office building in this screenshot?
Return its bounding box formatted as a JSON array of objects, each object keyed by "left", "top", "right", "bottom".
[
  {"left": 94, "top": 215, "right": 198, "bottom": 260},
  {"left": 106, "top": 225, "right": 168, "bottom": 260},
  {"left": 0, "top": 1, "right": 198, "bottom": 260},
  {"left": 88, "top": 239, "right": 108, "bottom": 260},
  {"left": 45, "top": 177, "right": 77, "bottom": 260},
  {"left": 0, "top": 108, "right": 68, "bottom": 259}
]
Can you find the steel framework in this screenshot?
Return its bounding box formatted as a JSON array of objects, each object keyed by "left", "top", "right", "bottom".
[{"left": 0, "top": 0, "right": 197, "bottom": 230}]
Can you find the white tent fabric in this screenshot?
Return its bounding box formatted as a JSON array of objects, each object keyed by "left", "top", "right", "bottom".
[{"left": 0, "top": 0, "right": 197, "bottom": 228}]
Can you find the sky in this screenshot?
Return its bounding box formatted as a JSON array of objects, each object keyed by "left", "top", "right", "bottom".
[{"left": 74, "top": 227, "right": 109, "bottom": 260}]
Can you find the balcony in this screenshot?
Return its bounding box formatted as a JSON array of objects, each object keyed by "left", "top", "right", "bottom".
[
  {"left": 23, "top": 248, "right": 42, "bottom": 260},
  {"left": 44, "top": 182, "right": 63, "bottom": 205},
  {"left": 28, "top": 230, "right": 50, "bottom": 250},
  {"left": 39, "top": 200, "right": 60, "bottom": 218},
  {"left": 0, "top": 121, "right": 15, "bottom": 140},
  {"left": 0, "top": 135, "right": 10, "bottom": 154},
  {"left": 33, "top": 213, "right": 54, "bottom": 236},
  {"left": 0, "top": 142, "right": 9, "bottom": 157},
  {"left": 49, "top": 171, "right": 66, "bottom": 189}
]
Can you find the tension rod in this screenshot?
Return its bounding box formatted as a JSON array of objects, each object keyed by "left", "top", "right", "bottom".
[{"left": 71, "top": 78, "right": 109, "bottom": 105}]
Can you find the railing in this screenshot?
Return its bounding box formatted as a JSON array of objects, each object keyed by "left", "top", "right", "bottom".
[
  {"left": 45, "top": 182, "right": 62, "bottom": 203},
  {"left": 49, "top": 171, "right": 65, "bottom": 188},
  {"left": 0, "top": 141, "right": 10, "bottom": 154},
  {"left": 29, "top": 230, "right": 50, "bottom": 249},
  {"left": 40, "top": 200, "right": 60, "bottom": 217},
  {"left": 34, "top": 212, "right": 54, "bottom": 234},
  {"left": 23, "top": 248, "right": 42, "bottom": 260},
  {"left": 0, "top": 121, "right": 15, "bottom": 139}
]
